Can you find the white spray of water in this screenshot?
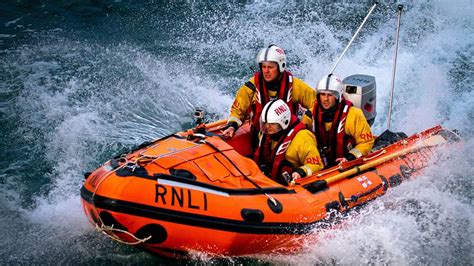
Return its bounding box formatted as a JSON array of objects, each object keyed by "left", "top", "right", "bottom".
[
  {"left": 194, "top": 1, "right": 473, "bottom": 264},
  {"left": 1, "top": 0, "right": 472, "bottom": 263},
  {"left": 1, "top": 33, "right": 232, "bottom": 260}
]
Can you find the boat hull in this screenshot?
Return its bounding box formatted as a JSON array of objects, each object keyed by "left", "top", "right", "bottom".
[{"left": 80, "top": 124, "right": 458, "bottom": 258}]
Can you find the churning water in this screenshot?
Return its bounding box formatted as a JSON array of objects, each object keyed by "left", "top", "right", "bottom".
[{"left": 1, "top": 1, "right": 472, "bottom": 264}]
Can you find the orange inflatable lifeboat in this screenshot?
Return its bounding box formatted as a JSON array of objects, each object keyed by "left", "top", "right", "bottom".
[{"left": 80, "top": 120, "right": 459, "bottom": 258}]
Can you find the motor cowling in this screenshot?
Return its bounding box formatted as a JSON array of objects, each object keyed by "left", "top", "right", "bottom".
[{"left": 342, "top": 74, "right": 377, "bottom": 126}]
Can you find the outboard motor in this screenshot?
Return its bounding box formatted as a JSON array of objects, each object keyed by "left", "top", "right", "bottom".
[{"left": 342, "top": 74, "right": 376, "bottom": 126}]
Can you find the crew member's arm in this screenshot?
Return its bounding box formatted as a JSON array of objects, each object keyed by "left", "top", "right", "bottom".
[
  {"left": 291, "top": 77, "right": 317, "bottom": 111},
  {"left": 222, "top": 78, "right": 255, "bottom": 138},
  {"left": 301, "top": 109, "right": 314, "bottom": 130},
  {"left": 344, "top": 107, "right": 375, "bottom": 159},
  {"left": 285, "top": 130, "right": 324, "bottom": 180}
]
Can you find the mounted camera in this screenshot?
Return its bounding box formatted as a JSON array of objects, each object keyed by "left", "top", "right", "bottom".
[{"left": 194, "top": 109, "right": 205, "bottom": 125}]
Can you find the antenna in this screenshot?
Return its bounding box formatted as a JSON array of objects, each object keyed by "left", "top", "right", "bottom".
[{"left": 386, "top": 5, "right": 403, "bottom": 130}]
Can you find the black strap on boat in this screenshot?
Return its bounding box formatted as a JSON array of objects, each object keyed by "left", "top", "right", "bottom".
[
  {"left": 202, "top": 139, "right": 279, "bottom": 207},
  {"left": 346, "top": 183, "right": 383, "bottom": 203},
  {"left": 304, "top": 180, "right": 328, "bottom": 194}
]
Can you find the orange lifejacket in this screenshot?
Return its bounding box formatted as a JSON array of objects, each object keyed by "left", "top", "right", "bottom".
[
  {"left": 253, "top": 116, "right": 306, "bottom": 183},
  {"left": 312, "top": 98, "right": 355, "bottom": 167}
]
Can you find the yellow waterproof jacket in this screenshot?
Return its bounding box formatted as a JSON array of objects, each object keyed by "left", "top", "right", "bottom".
[
  {"left": 304, "top": 106, "right": 374, "bottom": 158},
  {"left": 265, "top": 129, "right": 324, "bottom": 177},
  {"left": 338, "top": 107, "right": 374, "bottom": 157},
  {"left": 227, "top": 76, "right": 316, "bottom": 127}
]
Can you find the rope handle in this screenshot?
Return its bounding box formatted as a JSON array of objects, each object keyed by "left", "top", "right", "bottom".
[
  {"left": 95, "top": 223, "right": 151, "bottom": 245},
  {"left": 317, "top": 165, "right": 343, "bottom": 177},
  {"left": 363, "top": 149, "right": 387, "bottom": 161}
]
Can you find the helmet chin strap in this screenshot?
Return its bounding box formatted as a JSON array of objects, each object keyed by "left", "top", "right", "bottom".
[
  {"left": 260, "top": 72, "right": 283, "bottom": 91},
  {"left": 321, "top": 102, "right": 339, "bottom": 122},
  {"left": 270, "top": 129, "right": 285, "bottom": 140}
]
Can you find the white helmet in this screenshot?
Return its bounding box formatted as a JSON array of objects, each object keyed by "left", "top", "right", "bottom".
[
  {"left": 260, "top": 99, "right": 291, "bottom": 134},
  {"left": 316, "top": 74, "right": 344, "bottom": 102},
  {"left": 256, "top": 45, "right": 287, "bottom": 73}
]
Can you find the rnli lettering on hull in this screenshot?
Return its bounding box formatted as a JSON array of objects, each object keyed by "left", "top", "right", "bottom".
[{"left": 155, "top": 179, "right": 230, "bottom": 211}]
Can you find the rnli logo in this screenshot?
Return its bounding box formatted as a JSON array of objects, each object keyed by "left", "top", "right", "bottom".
[
  {"left": 155, "top": 184, "right": 208, "bottom": 211},
  {"left": 275, "top": 48, "right": 284, "bottom": 54},
  {"left": 360, "top": 132, "right": 374, "bottom": 141},
  {"left": 357, "top": 176, "right": 372, "bottom": 188},
  {"left": 274, "top": 104, "right": 288, "bottom": 116},
  {"left": 305, "top": 157, "right": 321, "bottom": 165}
]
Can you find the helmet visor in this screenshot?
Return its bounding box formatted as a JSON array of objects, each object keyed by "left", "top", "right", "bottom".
[{"left": 260, "top": 121, "right": 283, "bottom": 135}]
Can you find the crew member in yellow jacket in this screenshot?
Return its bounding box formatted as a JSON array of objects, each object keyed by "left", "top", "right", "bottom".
[
  {"left": 254, "top": 99, "right": 324, "bottom": 185},
  {"left": 222, "top": 45, "right": 316, "bottom": 142},
  {"left": 305, "top": 74, "right": 374, "bottom": 168}
]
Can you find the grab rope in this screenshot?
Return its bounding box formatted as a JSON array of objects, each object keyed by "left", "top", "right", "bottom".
[
  {"left": 95, "top": 223, "right": 151, "bottom": 245},
  {"left": 363, "top": 149, "right": 386, "bottom": 161},
  {"left": 90, "top": 159, "right": 154, "bottom": 246},
  {"left": 122, "top": 154, "right": 157, "bottom": 171},
  {"left": 317, "top": 165, "right": 343, "bottom": 177},
  {"left": 89, "top": 137, "right": 204, "bottom": 246}
]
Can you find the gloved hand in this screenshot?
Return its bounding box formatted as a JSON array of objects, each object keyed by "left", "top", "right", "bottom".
[
  {"left": 221, "top": 122, "right": 238, "bottom": 139},
  {"left": 222, "top": 127, "right": 235, "bottom": 139},
  {"left": 335, "top": 153, "right": 357, "bottom": 164},
  {"left": 290, "top": 168, "right": 307, "bottom": 185},
  {"left": 345, "top": 153, "right": 357, "bottom": 161}
]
